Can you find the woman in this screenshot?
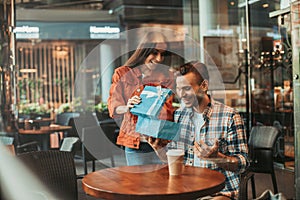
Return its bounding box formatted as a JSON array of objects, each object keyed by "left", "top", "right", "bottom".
[{"left": 107, "top": 31, "right": 175, "bottom": 166}]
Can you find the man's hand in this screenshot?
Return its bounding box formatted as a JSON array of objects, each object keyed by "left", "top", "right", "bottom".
[
  {"left": 147, "top": 137, "right": 170, "bottom": 151},
  {"left": 194, "top": 139, "right": 238, "bottom": 171},
  {"left": 147, "top": 137, "right": 170, "bottom": 163},
  {"left": 194, "top": 139, "right": 218, "bottom": 158}
]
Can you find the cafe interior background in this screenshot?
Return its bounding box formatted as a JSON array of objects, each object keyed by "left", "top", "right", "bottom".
[{"left": 0, "top": 0, "right": 299, "bottom": 198}]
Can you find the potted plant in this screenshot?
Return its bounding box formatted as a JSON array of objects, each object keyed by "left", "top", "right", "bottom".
[{"left": 94, "top": 102, "right": 109, "bottom": 121}]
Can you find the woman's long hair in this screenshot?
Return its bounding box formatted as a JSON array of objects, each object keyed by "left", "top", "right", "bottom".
[{"left": 124, "top": 31, "right": 170, "bottom": 68}]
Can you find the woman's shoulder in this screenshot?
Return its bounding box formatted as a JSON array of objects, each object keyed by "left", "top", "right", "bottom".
[
  {"left": 112, "top": 66, "right": 133, "bottom": 79},
  {"left": 112, "top": 66, "right": 142, "bottom": 85},
  {"left": 115, "top": 65, "right": 142, "bottom": 76},
  {"left": 148, "top": 69, "right": 175, "bottom": 87},
  {"left": 114, "top": 65, "right": 130, "bottom": 73}
]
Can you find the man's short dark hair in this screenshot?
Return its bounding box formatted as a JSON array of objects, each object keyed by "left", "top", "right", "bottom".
[{"left": 179, "top": 61, "right": 209, "bottom": 85}]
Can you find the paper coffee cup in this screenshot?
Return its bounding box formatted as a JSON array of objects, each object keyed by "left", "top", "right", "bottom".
[{"left": 166, "top": 149, "right": 184, "bottom": 176}]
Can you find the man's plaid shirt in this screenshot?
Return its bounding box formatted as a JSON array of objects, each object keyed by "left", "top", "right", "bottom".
[{"left": 170, "top": 99, "right": 248, "bottom": 199}]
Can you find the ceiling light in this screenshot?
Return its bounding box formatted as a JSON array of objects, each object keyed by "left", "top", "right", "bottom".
[{"left": 262, "top": 3, "right": 269, "bottom": 8}]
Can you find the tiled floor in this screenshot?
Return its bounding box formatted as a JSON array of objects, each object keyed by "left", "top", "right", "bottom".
[
  {"left": 250, "top": 168, "right": 295, "bottom": 200},
  {"left": 76, "top": 153, "right": 296, "bottom": 200}
]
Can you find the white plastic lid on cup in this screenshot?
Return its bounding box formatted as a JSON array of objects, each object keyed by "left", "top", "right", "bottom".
[{"left": 166, "top": 149, "right": 184, "bottom": 156}]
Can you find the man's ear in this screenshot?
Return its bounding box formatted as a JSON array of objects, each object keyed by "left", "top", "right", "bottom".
[{"left": 201, "top": 80, "right": 209, "bottom": 92}]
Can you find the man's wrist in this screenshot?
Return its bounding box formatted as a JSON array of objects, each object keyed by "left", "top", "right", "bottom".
[
  {"left": 154, "top": 147, "right": 168, "bottom": 163},
  {"left": 217, "top": 152, "right": 226, "bottom": 159},
  {"left": 217, "top": 152, "right": 235, "bottom": 163}
]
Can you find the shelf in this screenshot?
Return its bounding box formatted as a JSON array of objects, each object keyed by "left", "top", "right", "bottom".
[{"left": 269, "top": 7, "right": 290, "bottom": 18}]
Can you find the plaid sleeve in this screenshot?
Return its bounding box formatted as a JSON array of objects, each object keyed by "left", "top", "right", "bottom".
[{"left": 227, "top": 112, "right": 249, "bottom": 173}]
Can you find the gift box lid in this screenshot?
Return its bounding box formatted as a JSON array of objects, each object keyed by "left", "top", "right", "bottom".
[
  {"left": 130, "top": 85, "right": 173, "bottom": 118},
  {"left": 135, "top": 116, "right": 181, "bottom": 141}
]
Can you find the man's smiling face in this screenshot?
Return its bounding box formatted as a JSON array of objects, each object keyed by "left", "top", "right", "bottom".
[{"left": 176, "top": 72, "right": 201, "bottom": 108}]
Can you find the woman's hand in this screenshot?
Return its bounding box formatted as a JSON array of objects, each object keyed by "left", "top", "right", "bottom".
[
  {"left": 115, "top": 95, "right": 141, "bottom": 114},
  {"left": 127, "top": 95, "right": 141, "bottom": 108}
]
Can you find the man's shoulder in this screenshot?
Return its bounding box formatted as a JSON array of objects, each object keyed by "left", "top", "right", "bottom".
[
  {"left": 174, "top": 107, "right": 182, "bottom": 116},
  {"left": 174, "top": 106, "right": 192, "bottom": 117},
  {"left": 175, "top": 105, "right": 187, "bottom": 113},
  {"left": 211, "top": 100, "right": 238, "bottom": 114}
]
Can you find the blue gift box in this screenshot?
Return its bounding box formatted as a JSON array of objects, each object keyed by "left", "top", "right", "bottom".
[
  {"left": 130, "top": 86, "right": 173, "bottom": 118},
  {"left": 135, "top": 116, "right": 180, "bottom": 141}
]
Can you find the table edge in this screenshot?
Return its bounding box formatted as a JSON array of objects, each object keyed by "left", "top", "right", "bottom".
[{"left": 82, "top": 164, "right": 226, "bottom": 200}]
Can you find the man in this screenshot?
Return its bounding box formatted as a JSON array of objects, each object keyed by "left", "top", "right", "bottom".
[{"left": 150, "top": 61, "right": 248, "bottom": 200}]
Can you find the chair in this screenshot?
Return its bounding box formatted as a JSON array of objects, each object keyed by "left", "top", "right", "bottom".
[
  {"left": 59, "top": 137, "right": 82, "bottom": 179},
  {"left": 56, "top": 112, "right": 80, "bottom": 126},
  {"left": 64, "top": 114, "right": 104, "bottom": 175},
  {"left": 239, "top": 126, "right": 280, "bottom": 199},
  {"left": 13, "top": 120, "right": 42, "bottom": 154},
  {"left": 0, "top": 134, "right": 15, "bottom": 155},
  {"left": 82, "top": 125, "right": 117, "bottom": 175},
  {"left": 99, "top": 118, "right": 120, "bottom": 148},
  {"left": 254, "top": 189, "right": 287, "bottom": 200},
  {"left": 53, "top": 112, "right": 80, "bottom": 147},
  {"left": 0, "top": 135, "right": 14, "bottom": 146},
  {"left": 65, "top": 113, "right": 99, "bottom": 153},
  {"left": 15, "top": 133, "right": 42, "bottom": 154},
  {"left": 17, "top": 150, "right": 78, "bottom": 200},
  {"left": 66, "top": 113, "right": 99, "bottom": 138},
  {"left": 59, "top": 137, "right": 80, "bottom": 155},
  {"left": 0, "top": 131, "right": 41, "bottom": 155}
]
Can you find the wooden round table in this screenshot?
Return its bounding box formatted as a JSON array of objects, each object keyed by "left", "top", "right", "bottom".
[
  {"left": 82, "top": 164, "right": 225, "bottom": 200},
  {"left": 18, "top": 125, "right": 72, "bottom": 150}
]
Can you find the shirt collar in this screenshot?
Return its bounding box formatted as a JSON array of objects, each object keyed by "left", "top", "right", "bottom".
[
  {"left": 180, "top": 95, "right": 213, "bottom": 122},
  {"left": 131, "top": 67, "right": 143, "bottom": 78},
  {"left": 203, "top": 98, "right": 213, "bottom": 122},
  {"left": 122, "top": 66, "right": 143, "bottom": 85}
]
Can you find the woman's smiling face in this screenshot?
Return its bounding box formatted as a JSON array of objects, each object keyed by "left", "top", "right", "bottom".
[{"left": 144, "top": 42, "right": 167, "bottom": 69}]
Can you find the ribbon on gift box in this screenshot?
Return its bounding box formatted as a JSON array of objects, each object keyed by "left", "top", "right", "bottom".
[
  {"left": 142, "top": 85, "right": 162, "bottom": 98},
  {"left": 131, "top": 85, "right": 180, "bottom": 141},
  {"left": 144, "top": 86, "right": 164, "bottom": 116},
  {"left": 130, "top": 86, "right": 172, "bottom": 118}
]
